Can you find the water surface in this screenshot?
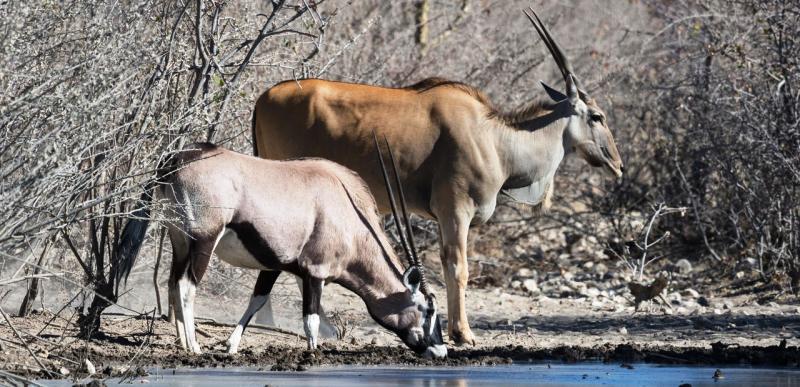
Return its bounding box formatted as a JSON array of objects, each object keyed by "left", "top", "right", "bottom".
[{"left": 42, "top": 363, "right": 800, "bottom": 386}]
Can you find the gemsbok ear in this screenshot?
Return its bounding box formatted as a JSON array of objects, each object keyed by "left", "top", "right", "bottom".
[
  {"left": 540, "top": 81, "right": 567, "bottom": 102},
  {"left": 403, "top": 266, "right": 422, "bottom": 295}
]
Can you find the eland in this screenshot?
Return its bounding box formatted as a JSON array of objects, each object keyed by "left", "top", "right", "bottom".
[{"left": 249, "top": 9, "right": 623, "bottom": 345}]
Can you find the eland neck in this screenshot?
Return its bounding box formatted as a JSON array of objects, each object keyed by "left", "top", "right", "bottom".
[{"left": 495, "top": 102, "right": 571, "bottom": 190}]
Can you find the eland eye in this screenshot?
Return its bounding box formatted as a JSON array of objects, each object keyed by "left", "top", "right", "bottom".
[{"left": 590, "top": 114, "right": 603, "bottom": 123}]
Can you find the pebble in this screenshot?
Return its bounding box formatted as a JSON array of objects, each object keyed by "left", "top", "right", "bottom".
[
  {"left": 517, "top": 268, "right": 534, "bottom": 278},
  {"left": 84, "top": 359, "right": 96, "bottom": 375},
  {"left": 682, "top": 288, "right": 700, "bottom": 298},
  {"left": 511, "top": 280, "right": 521, "bottom": 289},
  {"left": 619, "top": 326, "right": 628, "bottom": 335},
  {"left": 675, "top": 259, "right": 692, "bottom": 274},
  {"left": 594, "top": 262, "right": 608, "bottom": 277},
  {"left": 523, "top": 279, "right": 540, "bottom": 294},
  {"left": 584, "top": 287, "right": 601, "bottom": 298}
]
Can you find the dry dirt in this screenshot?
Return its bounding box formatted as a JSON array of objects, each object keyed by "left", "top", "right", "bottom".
[
  {"left": 2, "top": 280, "right": 800, "bottom": 381},
  {"left": 3, "top": 208, "right": 800, "bottom": 381}
]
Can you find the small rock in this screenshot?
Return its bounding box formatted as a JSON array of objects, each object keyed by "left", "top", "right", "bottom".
[
  {"left": 59, "top": 367, "right": 70, "bottom": 376},
  {"left": 517, "top": 268, "right": 534, "bottom": 278},
  {"left": 583, "top": 261, "right": 595, "bottom": 270},
  {"left": 619, "top": 326, "right": 628, "bottom": 335},
  {"left": 675, "top": 259, "right": 692, "bottom": 274},
  {"left": 681, "top": 288, "right": 700, "bottom": 298},
  {"left": 570, "top": 281, "right": 587, "bottom": 293},
  {"left": 712, "top": 369, "right": 724, "bottom": 379},
  {"left": 744, "top": 257, "right": 758, "bottom": 267},
  {"left": 584, "top": 287, "right": 601, "bottom": 298},
  {"left": 562, "top": 271, "right": 575, "bottom": 281},
  {"left": 74, "top": 380, "right": 108, "bottom": 387},
  {"left": 697, "top": 296, "right": 710, "bottom": 307},
  {"left": 84, "top": 359, "right": 96, "bottom": 375},
  {"left": 735, "top": 271, "right": 745, "bottom": 279},
  {"left": 511, "top": 280, "right": 522, "bottom": 289},
  {"left": 713, "top": 308, "right": 723, "bottom": 315},
  {"left": 594, "top": 263, "right": 609, "bottom": 277},
  {"left": 523, "top": 279, "right": 539, "bottom": 294}
]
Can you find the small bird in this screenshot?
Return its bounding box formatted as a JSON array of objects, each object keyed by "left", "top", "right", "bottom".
[{"left": 628, "top": 276, "right": 668, "bottom": 311}]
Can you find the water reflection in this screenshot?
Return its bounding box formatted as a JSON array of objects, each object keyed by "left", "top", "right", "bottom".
[{"left": 40, "top": 364, "right": 800, "bottom": 387}]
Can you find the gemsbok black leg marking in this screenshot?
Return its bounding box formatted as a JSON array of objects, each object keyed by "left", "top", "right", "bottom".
[
  {"left": 302, "top": 276, "right": 324, "bottom": 349},
  {"left": 226, "top": 270, "right": 281, "bottom": 353}
]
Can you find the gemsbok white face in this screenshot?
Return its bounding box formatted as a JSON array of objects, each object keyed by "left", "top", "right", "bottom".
[{"left": 397, "top": 267, "right": 446, "bottom": 358}]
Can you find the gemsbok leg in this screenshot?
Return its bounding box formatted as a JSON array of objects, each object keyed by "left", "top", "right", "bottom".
[
  {"left": 302, "top": 276, "right": 325, "bottom": 350},
  {"left": 170, "top": 233, "right": 215, "bottom": 354},
  {"left": 226, "top": 270, "right": 281, "bottom": 353},
  {"left": 255, "top": 276, "right": 337, "bottom": 338}
]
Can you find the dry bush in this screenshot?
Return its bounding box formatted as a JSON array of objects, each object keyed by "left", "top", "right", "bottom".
[
  {"left": 3, "top": 0, "right": 796, "bottom": 338},
  {"left": 603, "top": 0, "right": 800, "bottom": 284}
]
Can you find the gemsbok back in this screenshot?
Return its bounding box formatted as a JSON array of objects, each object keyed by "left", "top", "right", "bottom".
[
  {"left": 250, "top": 9, "right": 624, "bottom": 345},
  {"left": 118, "top": 142, "right": 446, "bottom": 358}
]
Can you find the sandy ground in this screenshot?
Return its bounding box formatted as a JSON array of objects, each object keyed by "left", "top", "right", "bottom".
[{"left": 3, "top": 209, "right": 800, "bottom": 382}]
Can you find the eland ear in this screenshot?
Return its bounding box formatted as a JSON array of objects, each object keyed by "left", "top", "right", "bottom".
[
  {"left": 540, "top": 80, "right": 567, "bottom": 102},
  {"left": 403, "top": 266, "right": 422, "bottom": 295}
]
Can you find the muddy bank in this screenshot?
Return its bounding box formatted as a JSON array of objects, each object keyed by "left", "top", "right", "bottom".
[{"left": 3, "top": 312, "right": 800, "bottom": 381}]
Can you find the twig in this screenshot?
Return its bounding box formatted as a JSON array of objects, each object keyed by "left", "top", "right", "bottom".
[
  {"left": 0, "top": 306, "right": 57, "bottom": 377},
  {"left": 0, "top": 370, "right": 47, "bottom": 387},
  {"left": 674, "top": 154, "right": 722, "bottom": 261},
  {"left": 153, "top": 228, "right": 165, "bottom": 316},
  {"left": 193, "top": 315, "right": 306, "bottom": 340},
  {"left": 0, "top": 273, "right": 64, "bottom": 286}
]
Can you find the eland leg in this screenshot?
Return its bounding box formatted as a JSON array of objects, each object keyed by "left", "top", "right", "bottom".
[
  {"left": 302, "top": 277, "right": 324, "bottom": 350},
  {"left": 433, "top": 203, "right": 476, "bottom": 346},
  {"left": 227, "top": 270, "right": 280, "bottom": 353}
]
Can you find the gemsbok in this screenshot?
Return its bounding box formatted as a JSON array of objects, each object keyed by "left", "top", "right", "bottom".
[
  {"left": 119, "top": 142, "right": 446, "bottom": 358},
  {"left": 250, "top": 9, "right": 624, "bottom": 345}
]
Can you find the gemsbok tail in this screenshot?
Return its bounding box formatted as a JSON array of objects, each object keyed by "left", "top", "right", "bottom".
[
  {"left": 115, "top": 150, "right": 181, "bottom": 287},
  {"left": 250, "top": 108, "right": 259, "bottom": 156},
  {"left": 115, "top": 182, "right": 156, "bottom": 287}
]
